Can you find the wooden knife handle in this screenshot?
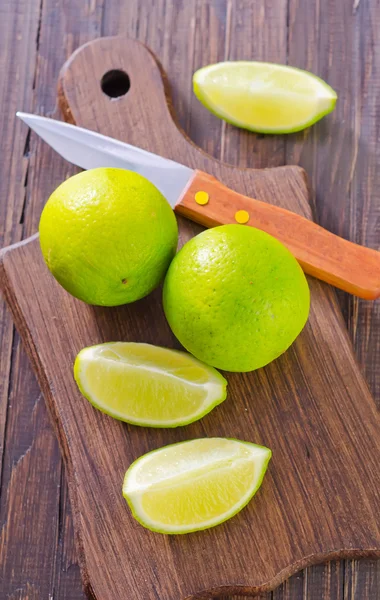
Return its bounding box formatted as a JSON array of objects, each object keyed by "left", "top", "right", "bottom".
[{"left": 176, "top": 170, "right": 380, "bottom": 300}]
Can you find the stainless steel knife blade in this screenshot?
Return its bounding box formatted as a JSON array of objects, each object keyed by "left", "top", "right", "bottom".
[{"left": 16, "top": 112, "right": 194, "bottom": 208}]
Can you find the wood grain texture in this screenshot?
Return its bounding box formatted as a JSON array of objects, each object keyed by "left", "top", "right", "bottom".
[
  {"left": 0, "top": 1, "right": 69, "bottom": 598},
  {"left": 0, "top": 0, "right": 100, "bottom": 598},
  {"left": 0, "top": 0, "right": 41, "bottom": 488},
  {"left": 286, "top": 0, "right": 380, "bottom": 595},
  {"left": 0, "top": 36, "right": 379, "bottom": 600},
  {"left": 1, "top": 1, "right": 379, "bottom": 599},
  {"left": 176, "top": 169, "right": 380, "bottom": 299}
]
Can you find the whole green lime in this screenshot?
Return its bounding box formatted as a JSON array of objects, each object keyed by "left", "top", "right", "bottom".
[
  {"left": 163, "top": 224, "right": 310, "bottom": 372},
  {"left": 39, "top": 168, "right": 178, "bottom": 306}
]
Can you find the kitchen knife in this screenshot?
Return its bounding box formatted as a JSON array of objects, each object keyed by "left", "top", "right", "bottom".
[{"left": 17, "top": 112, "right": 380, "bottom": 300}]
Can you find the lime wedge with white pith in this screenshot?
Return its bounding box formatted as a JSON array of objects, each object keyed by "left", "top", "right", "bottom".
[
  {"left": 74, "top": 343, "right": 227, "bottom": 428},
  {"left": 123, "top": 438, "right": 272, "bottom": 534},
  {"left": 193, "top": 61, "right": 337, "bottom": 134}
]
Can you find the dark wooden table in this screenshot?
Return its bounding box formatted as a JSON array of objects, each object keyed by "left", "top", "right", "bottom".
[{"left": 1, "top": 1, "right": 379, "bottom": 598}]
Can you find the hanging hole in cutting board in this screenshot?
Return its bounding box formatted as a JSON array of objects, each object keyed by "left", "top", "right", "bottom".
[{"left": 101, "top": 69, "right": 130, "bottom": 98}]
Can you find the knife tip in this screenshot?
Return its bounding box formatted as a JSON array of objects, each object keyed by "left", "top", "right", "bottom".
[{"left": 16, "top": 111, "right": 30, "bottom": 122}]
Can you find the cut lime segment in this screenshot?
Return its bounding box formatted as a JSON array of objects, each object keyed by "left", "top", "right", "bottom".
[
  {"left": 193, "top": 61, "right": 337, "bottom": 133},
  {"left": 123, "top": 438, "right": 272, "bottom": 534},
  {"left": 74, "top": 342, "right": 227, "bottom": 428}
]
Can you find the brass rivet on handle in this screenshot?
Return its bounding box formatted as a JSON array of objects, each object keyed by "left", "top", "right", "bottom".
[
  {"left": 235, "top": 209, "right": 250, "bottom": 224},
  {"left": 194, "top": 191, "right": 209, "bottom": 205}
]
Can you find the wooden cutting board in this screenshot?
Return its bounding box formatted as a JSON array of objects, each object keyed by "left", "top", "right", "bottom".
[{"left": 1, "top": 37, "right": 379, "bottom": 600}]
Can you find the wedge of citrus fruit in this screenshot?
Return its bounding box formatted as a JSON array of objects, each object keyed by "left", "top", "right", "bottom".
[
  {"left": 123, "top": 438, "right": 272, "bottom": 534},
  {"left": 74, "top": 342, "right": 227, "bottom": 427},
  {"left": 193, "top": 61, "right": 337, "bottom": 133}
]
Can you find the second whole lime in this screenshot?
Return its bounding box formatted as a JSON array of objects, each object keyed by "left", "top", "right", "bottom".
[
  {"left": 39, "top": 168, "right": 178, "bottom": 306},
  {"left": 163, "top": 224, "right": 310, "bottom": 372}
]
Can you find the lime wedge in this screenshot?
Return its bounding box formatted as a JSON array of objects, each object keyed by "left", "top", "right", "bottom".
[
  {"left": 74, "top": 342, "right": 227, "bottom": 428},
  {"left": 193, "top": 61, "right": 337, "bottom": 133},
  {"left": 123, "top": 438, "right": 272, "bottom": 534}
]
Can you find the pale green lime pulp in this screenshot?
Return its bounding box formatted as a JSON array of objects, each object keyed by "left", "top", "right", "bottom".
[
  {"left": 193, "top": 61, "right": 337, "bottom": 133},
  {"left": 123, "top": 438, "right": 272, "bottom": 534},
  {"left": 74, "top": 342, "right": 227, "bottom": 427}
]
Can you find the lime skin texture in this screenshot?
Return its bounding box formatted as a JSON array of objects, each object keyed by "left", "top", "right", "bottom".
[
  {"left": 163, "top": 224, "right": 310, "bottom": 372},
  {"left": 39, "top": 168, "right": 178, "bottom": 306}
]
